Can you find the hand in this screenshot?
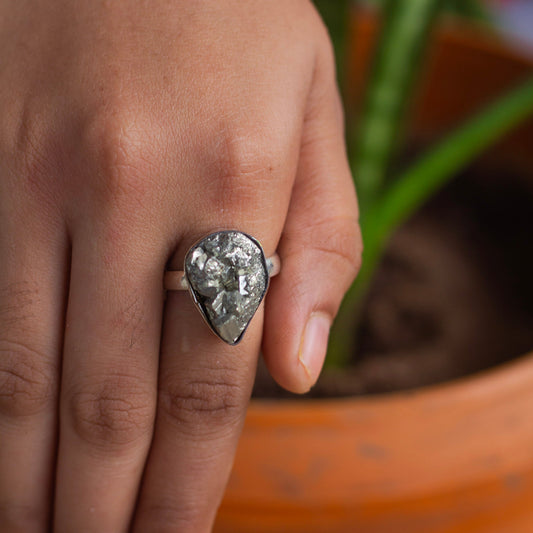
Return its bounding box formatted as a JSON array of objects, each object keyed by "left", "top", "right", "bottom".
[{"left": 0, "top": 1, "right": 361, "bottom": 531}]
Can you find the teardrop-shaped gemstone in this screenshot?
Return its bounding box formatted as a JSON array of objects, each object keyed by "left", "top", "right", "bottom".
[{"left": 184, "top": 231, "right": 269, "bottom": 345}]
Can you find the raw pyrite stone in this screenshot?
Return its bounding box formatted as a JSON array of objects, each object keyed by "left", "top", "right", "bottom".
[{"left": 184, "top": 231, "right": 269, "bottom": 345}]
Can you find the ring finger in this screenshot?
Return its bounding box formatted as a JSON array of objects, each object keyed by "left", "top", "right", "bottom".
[
  {"left": 132, "top": 227, "right": 281, "bottom": 533},
  {"left": 131, "top": 139, "right": 293, "bottom": 531}
]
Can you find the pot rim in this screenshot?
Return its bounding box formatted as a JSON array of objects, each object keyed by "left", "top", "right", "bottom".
[{"left": 229, "top": 351, "right": 533, "bottom": 506}]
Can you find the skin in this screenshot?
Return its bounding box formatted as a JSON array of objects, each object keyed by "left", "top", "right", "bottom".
[{"left": 0, "top": 0, "right": 361, "bottom": 531}]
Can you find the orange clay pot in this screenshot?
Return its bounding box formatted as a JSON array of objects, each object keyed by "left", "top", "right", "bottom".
[
  {"left": 216, "top": 357, "right": 533, "bottom": 533},
  {"left": 215, "top": 10, "right": 533, "bottom": 533}
]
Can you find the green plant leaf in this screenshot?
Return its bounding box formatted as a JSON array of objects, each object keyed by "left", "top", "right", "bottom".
[
  {"left": 327, "top": 0, "right": 441, "bottom": 368},
  {"left": 366, "top": 76, "right": 533, "bottom": 263},
  {"left": 353, "top": 0, "right": 441, "bottom": 215},
  {"left": 330, "top": 75, "right": 533, "bottom": 369}
]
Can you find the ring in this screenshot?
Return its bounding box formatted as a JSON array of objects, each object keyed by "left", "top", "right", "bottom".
[{"left": 164, "top": 230, "right": 280, "bottom": 345}]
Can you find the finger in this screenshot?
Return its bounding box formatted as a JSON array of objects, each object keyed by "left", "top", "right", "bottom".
[
  {"left": 262, "top": 49, "right": 362, "bottom": 393},
  {"left": 133, "top": 285, "right": 264, "bottom": 532},
  {"left": 133, "top": 187, "right": 289, "bottom": 532},
  {"left": 53, "top": 218, "right": 166, "bottom": 533},
  {"left": 0, "top": 210, "right": 67, "bottom": 531}
]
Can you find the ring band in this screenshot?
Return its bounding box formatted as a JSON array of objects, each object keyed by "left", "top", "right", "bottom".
[{"left": 164, "top": 230, "right": 280, "bottom": 345}]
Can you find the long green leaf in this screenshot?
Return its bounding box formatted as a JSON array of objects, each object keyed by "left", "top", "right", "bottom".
[
  {"left": 327, "top": 0, "right": 440, "bottom": 367},
  {"left": 367, "top": 76, "right": 533, "bottom": 255},
  {"left": 329, "top": 76, "right": 533, "bottom": 368},
  {"left": 353, "top": 0, "right": 441, "bottom": 214}
]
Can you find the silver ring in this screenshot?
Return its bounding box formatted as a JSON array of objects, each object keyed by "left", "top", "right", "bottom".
[{"left": 164, "top": 230, "right": 280, "bottom": 345}]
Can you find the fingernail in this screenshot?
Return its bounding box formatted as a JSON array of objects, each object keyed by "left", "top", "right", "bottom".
[{"left": 298, "top": 312, "right": 331, "bottom": 389}]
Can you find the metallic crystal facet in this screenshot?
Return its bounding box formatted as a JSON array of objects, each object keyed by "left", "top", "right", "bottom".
[{"left": 184, "top": 231, "right": 268, "bottom": 344}]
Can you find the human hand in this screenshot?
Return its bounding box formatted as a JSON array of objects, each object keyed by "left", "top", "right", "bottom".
[{"left": 0, "top": 0, "right": 361, "bottom": 531}]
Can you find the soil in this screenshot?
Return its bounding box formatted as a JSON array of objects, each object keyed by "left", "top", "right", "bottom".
[{"left": 253, "top": 163, "right": 533, "bottom": 399}]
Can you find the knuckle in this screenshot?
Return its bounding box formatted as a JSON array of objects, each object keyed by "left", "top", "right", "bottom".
[
  {"left": 307, "top": 215, "right": 363, "bottom": 279},
  {"left": 18, "top": 124, "right": 52, "bottom": 183},
  {"left": 67, "top": 373, "right": 154, "bottom": 449},
  {"left": 10, "top": 108, "right": 63, "bottom": 203},
  {"left": 82, "top": 108, "right": 159, "bottom": 206},
  {"left": 160, "top": 368, "right": 246, "bottom": 436},
  {"left": 206, "top": 131, "right": 280, "bottom": 212},
  {"left": 0, "top": 339, "right": 56, "bottom": 419}
]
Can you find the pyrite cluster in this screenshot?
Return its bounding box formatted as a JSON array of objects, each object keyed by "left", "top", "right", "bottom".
[{"left": 184, "top": 231, "right": 268, "bottom": 344}]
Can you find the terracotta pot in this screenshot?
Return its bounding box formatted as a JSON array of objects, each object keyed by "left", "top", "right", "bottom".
[
  {"left": 215, "top": 11, "right": 533, "bottom": 533},
  {"left": 216, "top": 358, "right": 533, "bottom": 533}
]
